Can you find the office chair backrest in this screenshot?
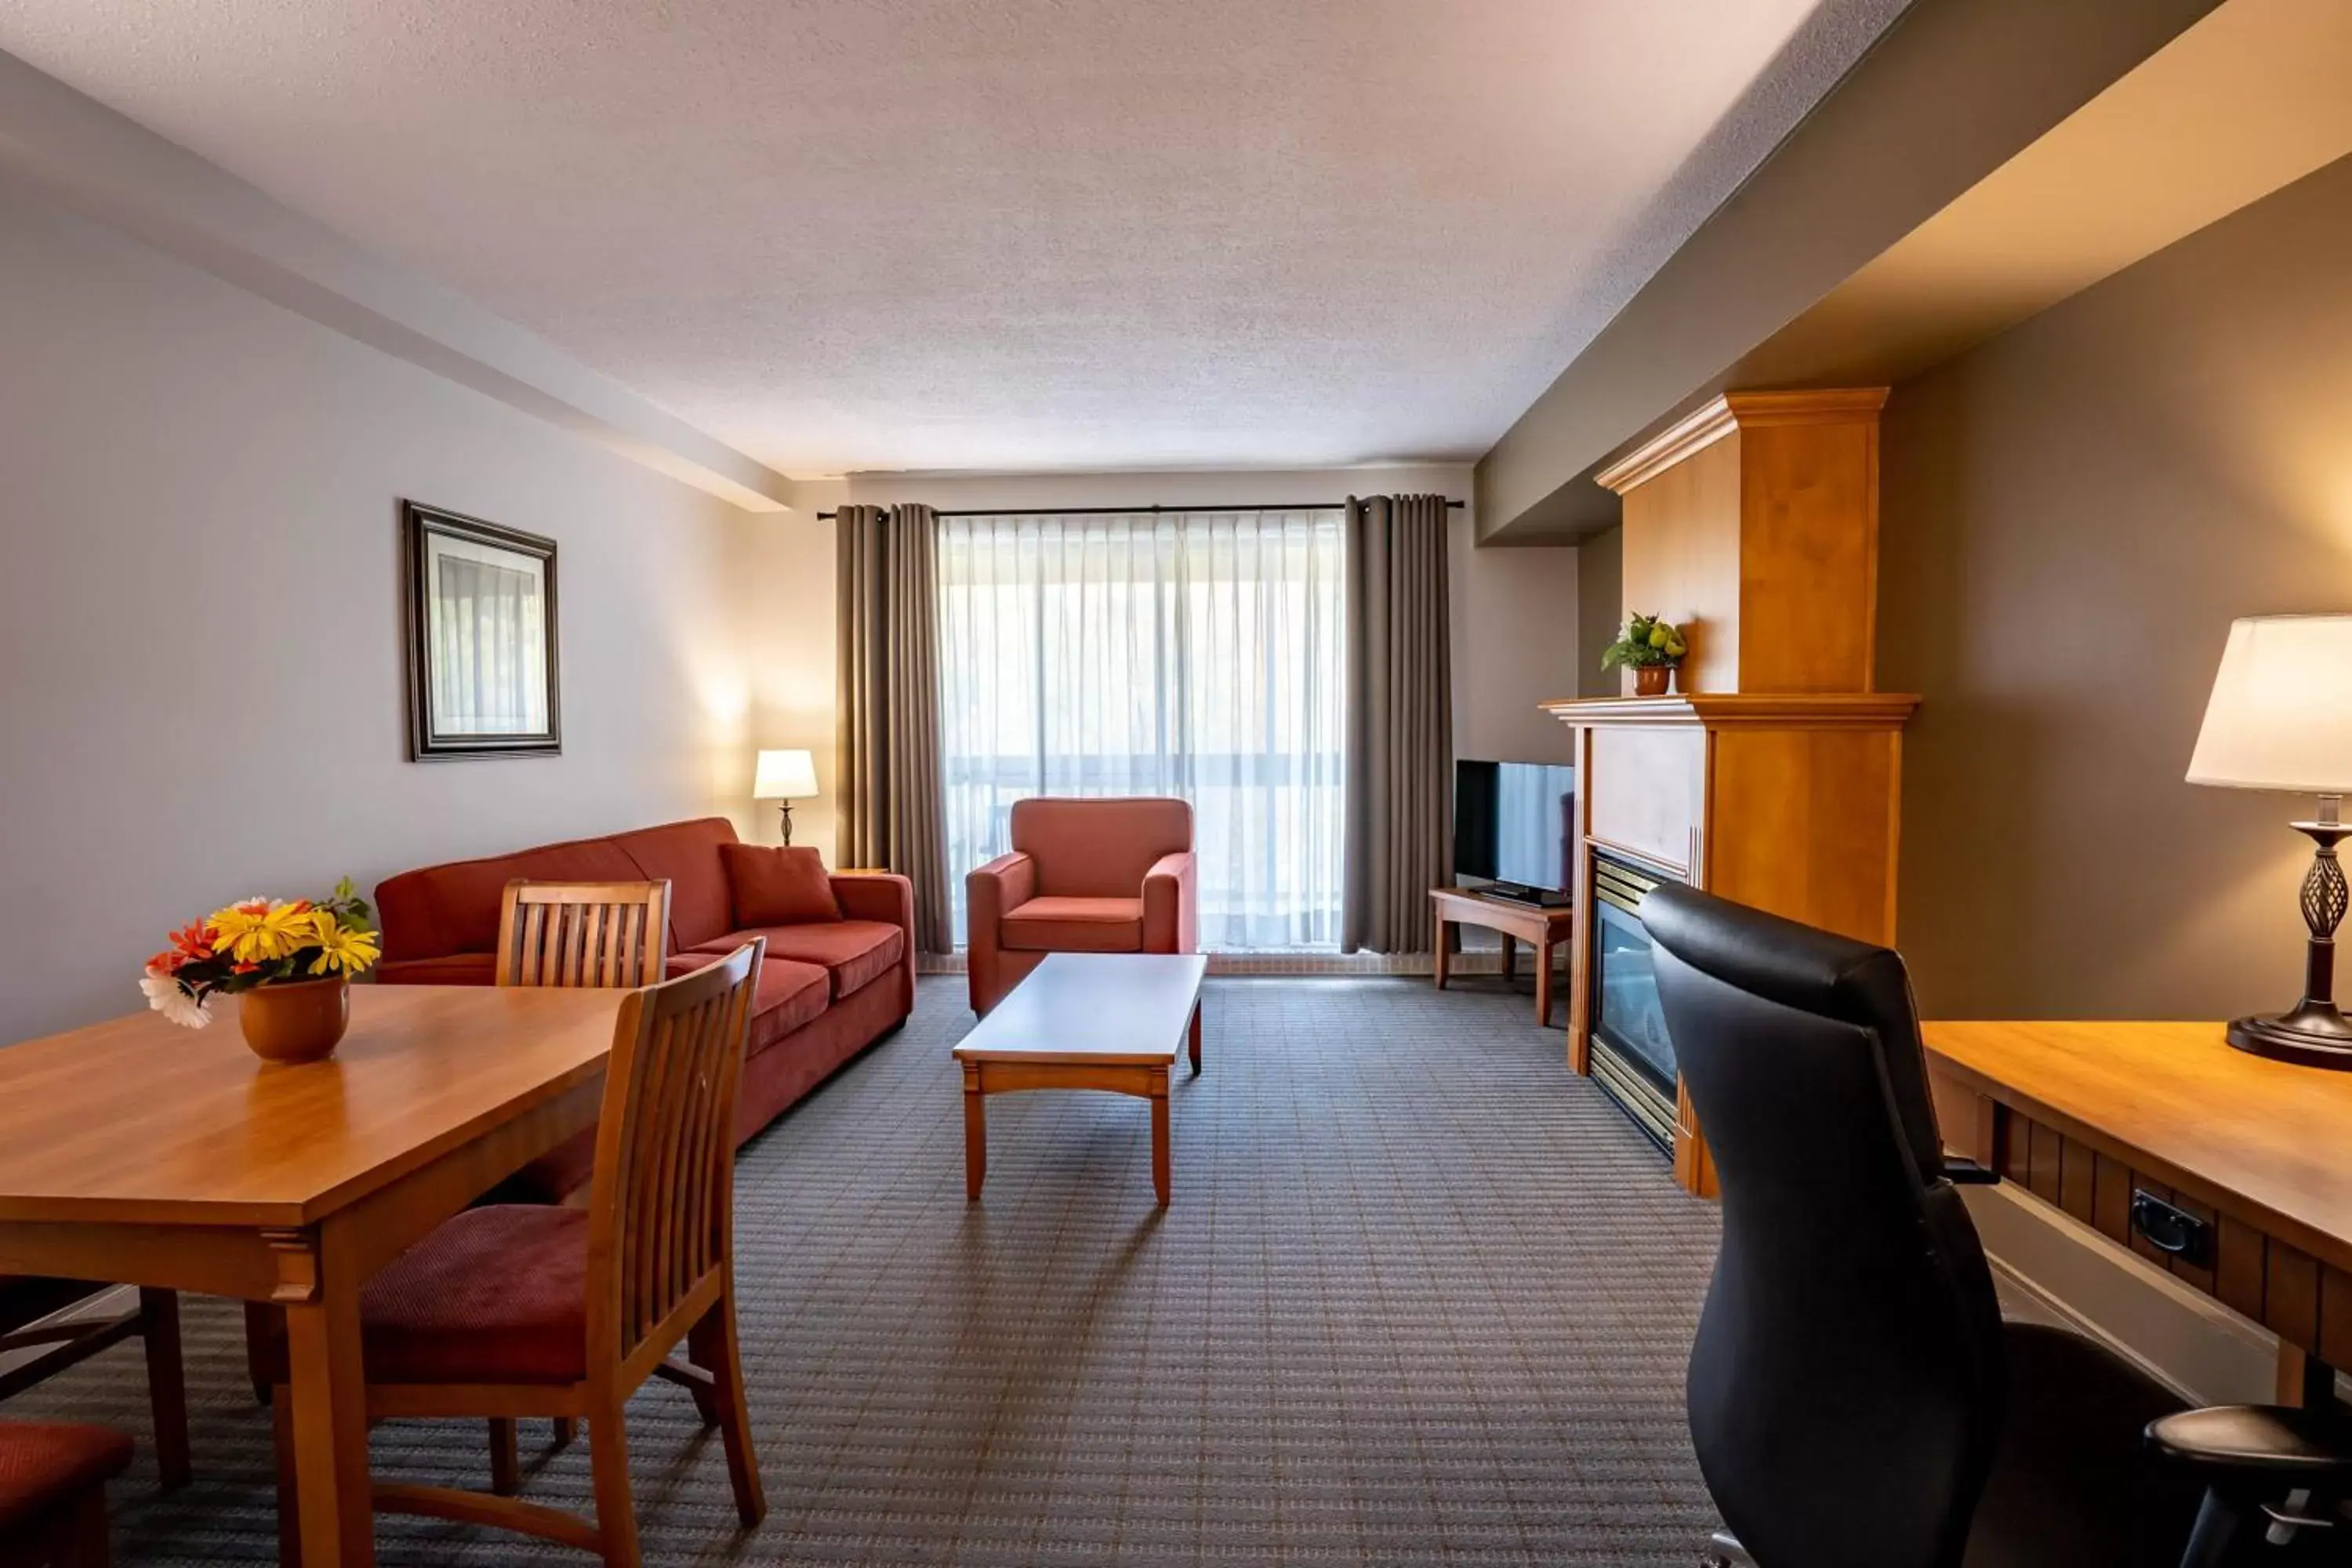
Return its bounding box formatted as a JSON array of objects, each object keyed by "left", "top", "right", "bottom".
[{"left": 1642, "top": 885, "right": 2006, "bottom": 1568}]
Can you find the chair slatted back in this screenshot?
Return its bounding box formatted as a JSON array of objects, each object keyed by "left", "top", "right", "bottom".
[
  {"left": 586, "top": 938, "right": 762, "bottom": 1365},
  {"left": 496, "top": 880, "right": 671, "bottom": 989}
]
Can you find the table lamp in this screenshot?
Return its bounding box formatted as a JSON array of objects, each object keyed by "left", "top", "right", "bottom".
[
  {"left": 752, "top": 749, "right": 819, "bottom": 846},
  {"left": 2186, "top": 614, "right": 2352, "bottom": 1067}
]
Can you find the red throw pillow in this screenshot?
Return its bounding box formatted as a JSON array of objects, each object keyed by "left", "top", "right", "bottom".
[{"left": 720, "top": 844, "right": 842, "bottom": 927}]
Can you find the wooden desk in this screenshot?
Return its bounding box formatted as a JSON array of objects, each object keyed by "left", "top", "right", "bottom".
[
  {"left": 0, "top": 984, "right": 625, "bottom": 1567},
  {"left": 1926, "top": 1020, "right": 2352, "bottom": 1406},
  {"left": 1430, "top": 887, "right": 1574, "bottom": 1028}
]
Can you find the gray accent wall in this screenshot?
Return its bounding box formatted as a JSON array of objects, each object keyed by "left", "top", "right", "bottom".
[
  {"left": 0, "top": 179, "right": 756, "bottom": 1041},
  {"left": 1878, "top": 153, "right": 2352, "bottom": 1020}
]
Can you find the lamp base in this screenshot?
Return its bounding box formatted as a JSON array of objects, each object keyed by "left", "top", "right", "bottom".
[{"left": 2227, "top": 1002, "right": 2352, "bottom": 1070}]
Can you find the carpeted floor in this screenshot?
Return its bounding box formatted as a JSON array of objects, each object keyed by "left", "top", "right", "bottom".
[{"left": 13, "top": 975, "right": 1727, "bottom": 1564}]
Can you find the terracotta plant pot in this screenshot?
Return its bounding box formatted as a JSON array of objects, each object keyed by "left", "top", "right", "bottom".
[
  {"left": 239, "top": 975, "right": 350, "bottom": 1065},
  {"left": 1672, "top": 662, "right": 1693, "bottom": 693},
  {"left": 1633, "top": 665, "right": 1671, "bottom": 696}
]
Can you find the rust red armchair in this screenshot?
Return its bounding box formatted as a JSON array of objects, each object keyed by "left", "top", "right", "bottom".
[{"left": 965, "top": 797, "right": 1197, "bottom": 1014}]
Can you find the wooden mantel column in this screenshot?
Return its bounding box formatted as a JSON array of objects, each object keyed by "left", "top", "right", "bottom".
[{"left": 1552, "top": 390, "right": 1917, "bottom": 1197}]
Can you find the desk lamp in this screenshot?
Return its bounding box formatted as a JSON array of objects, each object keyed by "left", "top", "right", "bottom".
[
  {"left": 753, "top": 749, "right": 819, "bottom": 846},
  {"left": 2187, "top": 615, "right": 2352, "bottom": 1066}
]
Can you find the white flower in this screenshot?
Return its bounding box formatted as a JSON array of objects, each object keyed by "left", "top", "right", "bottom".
[{"left": 140, "top": 973, "right": 213, "bottom": 1029}]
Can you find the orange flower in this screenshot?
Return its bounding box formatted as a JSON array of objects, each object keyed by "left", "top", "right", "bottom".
[
  {"left": 145, "top": 949, "right": 180, "bottom": 976},
  {"left": 166, "top": 921, "right": 216, "bottom": 963}
]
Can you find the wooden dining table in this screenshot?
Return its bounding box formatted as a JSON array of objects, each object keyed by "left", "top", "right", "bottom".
[{"left": 0, "top": 983, "right": 626, "bottom": 1567}]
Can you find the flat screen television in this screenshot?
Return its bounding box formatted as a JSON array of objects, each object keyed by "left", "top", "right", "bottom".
[{"left": 1454, "top": 760, "right": 1576, "bottom": 906}]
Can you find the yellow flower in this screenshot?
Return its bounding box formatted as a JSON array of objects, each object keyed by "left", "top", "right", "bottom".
[
  {"left": 307, "top": 915, "right": 380, "bottom": 977},
  {"left": 209, "top": 898, "right": 316, "bottom": 965}
]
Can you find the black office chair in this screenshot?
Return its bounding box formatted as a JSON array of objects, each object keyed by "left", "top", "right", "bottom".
[{"left": 1641, "top": 883, "right": 2352, "bottom": 1567}]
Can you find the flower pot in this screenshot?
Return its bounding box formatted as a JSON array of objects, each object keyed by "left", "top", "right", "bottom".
[
  {"left": 1672, "top": 662, "right": 1694, "bottom": 693},
  {"left": 239, "top": 976, "right": 350, "bottom": 1065},
  {"left": 1632, "top": 665, "right": 1670, "bottom": 697}
]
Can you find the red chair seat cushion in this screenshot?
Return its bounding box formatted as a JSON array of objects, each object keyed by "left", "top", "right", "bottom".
[
  {"left": 691, "top": 921, "right": 902, "bottom": 1000},
  {"left": 0, "top": 1421, "right": 133, "bottom": 1531},
  {"left": 256, "top": 1207, "right": 590, "bottom": 1388},
  {"left": 1000, "top": 896, "right": 1145, "bottom": 953},
  {"left": 666, "top": 953, "right": 829, "bottom": 1050}
]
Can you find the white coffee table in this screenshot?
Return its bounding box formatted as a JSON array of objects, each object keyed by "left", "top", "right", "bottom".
[{"left": 953, "top": 952, "right": 1207, "bottom": 1207}]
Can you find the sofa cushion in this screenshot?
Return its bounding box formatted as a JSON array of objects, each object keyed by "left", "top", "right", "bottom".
[
  {"left": 999, "top": 896, "right": 1145, "bottom": 953},
  {"left": 695, "top": 920, "right": 902, "bottom": 1000},
  {"left": 376, "top": 837, "right": 644, "bottom": 962},
  {"left": 720, "top": 844, "right": 842, "bottom": 928},
  {"left": 608, "top": 817, "right": 741, "bottom": 953},
  {"left": 666, "top": 952, "right": 829, "bottom": 1050},
  {"left": 376, "top": 953, "right": 498, "bottom": 986}
]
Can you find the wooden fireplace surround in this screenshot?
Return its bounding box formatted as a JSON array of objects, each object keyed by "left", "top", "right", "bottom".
[{"left": 1546, "top": 389, "right": 1918, "bottom": 1196}]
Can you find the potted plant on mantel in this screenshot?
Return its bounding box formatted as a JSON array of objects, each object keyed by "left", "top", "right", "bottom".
[
  {"left": 1601, "top": 612, "right": 1690, "bottom": 696},
  {"left": 140, "top": 880, "right": 381, "bottom": 1063}
]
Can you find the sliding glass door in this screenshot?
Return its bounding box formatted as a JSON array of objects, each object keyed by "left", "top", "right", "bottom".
[{"left": 935, "top": 510, "right": 1345, "bottom": 951}]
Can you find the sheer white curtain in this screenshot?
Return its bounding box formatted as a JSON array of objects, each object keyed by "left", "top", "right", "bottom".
[{"left": 937, "top": 510, "right": 1346, "bottom": 951}]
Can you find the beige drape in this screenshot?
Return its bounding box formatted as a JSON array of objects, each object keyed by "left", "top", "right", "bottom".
[
  {"left": 1342, "top": 494, "right": 1453, "bottom": 953},
  {"left": 836, "top": 503, "right": 952, "bottom": 953}
]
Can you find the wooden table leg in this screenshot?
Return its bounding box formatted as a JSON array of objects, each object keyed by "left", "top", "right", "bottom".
[
  {"left": 1188, "top": 1004, "right": 1203, "bottom": 1076},
  {"left": 1149, "top": 1066, "right": 1171, "bottom": 1207},
  {"left": 140, "top": 1287, "right": 192, "bottom": 1491},
  {"left": 1497, "top": 932, "right": 1516, "bottom": 993},
  {"left": 1432, "top": 915, "right": 1452, "bottom": 990},
  {"left": 963, "top": 1065, "right": 987, "bottom": 1201},
  {"left": 281, "top": 1226, "right": 375, "bottom": 1567},
  {"left": 1535, "top": 932, "right": 1556, "bottom": 1029}
]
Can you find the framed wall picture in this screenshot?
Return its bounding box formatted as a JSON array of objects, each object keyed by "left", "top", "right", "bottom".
[{"left": 401, "top": 500, "right": 561, "bottom": 760}]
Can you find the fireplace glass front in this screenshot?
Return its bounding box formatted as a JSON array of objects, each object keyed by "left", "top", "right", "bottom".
[{"left": 1588, "top": 853, "right": 1680, "bottom": 1149}]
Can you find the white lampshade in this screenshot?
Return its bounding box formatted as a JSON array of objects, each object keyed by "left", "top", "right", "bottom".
[
  {"left": 753, "top": 748, "right": 819, "bottom": 800},
  {"left": 2186, "top": 615, "right": 2352, "bottom": 793}
]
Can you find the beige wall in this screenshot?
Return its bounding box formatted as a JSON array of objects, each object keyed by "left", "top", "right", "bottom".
[
  {"left": 0, "top": 180, "right": 757, "bottom": 1041},
  {"left": 1574, "top": 524, "right": 1625, "bottom": 698},
  {"left": 735, "top": 465, "right": 1584, "bottom": 867},
  {"left": 1878, "top": 152, "right": 2352, "bottom": 1019}
]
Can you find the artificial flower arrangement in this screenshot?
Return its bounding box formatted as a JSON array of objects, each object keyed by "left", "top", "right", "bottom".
[
  {"left": 140, "top": 879, "right": 381, "bottom": 1029},
  {"left": 1599, "top": 612, "right": 1689, "bottom": 672}
]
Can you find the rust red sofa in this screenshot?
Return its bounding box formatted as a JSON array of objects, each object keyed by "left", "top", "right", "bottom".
[
  {"left": 965, "top": 797, "right": 1196, "bottom": 1014},
  {"left": 375, "top": 816, "right": 913, "bottom": 1198}
]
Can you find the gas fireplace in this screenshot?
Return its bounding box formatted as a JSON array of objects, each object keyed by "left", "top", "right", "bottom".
[{"left": 1588, "top": 851, "right": 1680, "bottom": 1150}]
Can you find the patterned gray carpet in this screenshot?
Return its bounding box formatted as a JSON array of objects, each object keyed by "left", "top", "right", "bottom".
[{"left": 13, "top": 976, "right": 1726, "bottom": 1564}]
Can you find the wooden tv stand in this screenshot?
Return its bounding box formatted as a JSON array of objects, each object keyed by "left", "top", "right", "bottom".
[{"left": 1431, "top": 886, "right": 1574, "bottom": 1029}]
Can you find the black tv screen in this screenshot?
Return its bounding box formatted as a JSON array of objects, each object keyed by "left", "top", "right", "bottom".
[{"left": 1454, "top": 760, "right": 1577, "bottom": 900}]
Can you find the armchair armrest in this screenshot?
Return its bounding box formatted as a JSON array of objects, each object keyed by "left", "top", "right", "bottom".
[
  {"left": 966, "top": 852, "right": 1036, "bottom": 949},
  {"left": 1142, "top": 850, "right": 1198, "bottom": 954}
]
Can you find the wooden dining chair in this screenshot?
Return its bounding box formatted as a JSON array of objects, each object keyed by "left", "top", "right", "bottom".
[
  {"left": 492, "top": 877, "right": 671, "bottom": 1466},
  {"left": 1, "top": 1281, "right": 189, "bottom": 1493},
  {"left": 495, "top": 879, "right": 672, "bottom": 989},
  {"left": 0, "top": 1418, "right": 135, "bottom": 1566},
  {"left": 268, "top": 938, "right": 768, "bottom": 1568}
]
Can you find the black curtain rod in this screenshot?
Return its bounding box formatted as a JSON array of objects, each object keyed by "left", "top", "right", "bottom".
[{"left": 815, "top": 499, "right": 1465, "bottom": 521}]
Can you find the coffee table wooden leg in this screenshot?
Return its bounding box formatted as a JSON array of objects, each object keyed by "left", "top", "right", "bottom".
[
  {"left": 1433, "top": 915, "right": 1451, "bottom": 990},
  {"left": 1536, "top": 935, "right": 1556, "bottom": 1029},
  {"left": 1149, "top": 1066, "right": 1171, "bottom": 1207},
  {"left": 1188, "top": 1005, "right": 1203, "bottom": 1076},
  {"left": 962, "top": 1066, "right": 987, "bottom": 1200}
]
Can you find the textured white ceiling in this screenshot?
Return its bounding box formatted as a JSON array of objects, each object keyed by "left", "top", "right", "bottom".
[{"left": 0, "top": 2, "right": 1907, "bottom": 477}]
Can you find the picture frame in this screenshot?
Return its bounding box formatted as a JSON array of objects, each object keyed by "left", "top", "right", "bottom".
[{"left": 401, "top": 500, "right": 562, "bottom": 760}]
